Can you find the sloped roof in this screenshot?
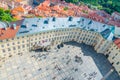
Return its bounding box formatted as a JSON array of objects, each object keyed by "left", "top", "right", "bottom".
[
  {"left": 101, "top": 26, "right": 115, "bottom": 40},
  {"left": 16, "top": 17, "right": 115, "bottom": 41},
  {"left": 11, "top": 6, "right": 25, "bottom": 14},
  {"left": 0, "top": 17, "right": 118, "bottom": 41},
  {"left": 0, "top": 21, "right": 8, "bottom": 28},
  {"left": 0, "top": 26, "right": 20, "bottom": 40}
]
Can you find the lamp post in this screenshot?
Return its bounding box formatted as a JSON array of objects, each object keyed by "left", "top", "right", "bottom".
[{"left": 101, "top": 68, "right": 114, "bottom": 80}]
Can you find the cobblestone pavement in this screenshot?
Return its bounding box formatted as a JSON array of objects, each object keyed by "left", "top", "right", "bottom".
[
  {"left": 0, "top": 41, "right": 120, "bottom": 80},
  {"left": 65, "top": 41, "right": 120, "bottom": 80}
]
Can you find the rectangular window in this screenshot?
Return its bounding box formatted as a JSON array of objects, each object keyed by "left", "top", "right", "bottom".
[
  {"left": 0, "top": 40, "right": 3, "bottom": 42},
  {"left": 112, "top": 56, "right": 115, "bottom": 59},
  {"left": 8, "top": 48, "right": 11, "bottom": 51},
  {"left": 6, "top": 39, "right": 8, "bottom": 41},
  {"left": 12, "top": 38, "right": 14, "bottom": 40},
  {"left": 17, "top": 42, "right": 20, "bottom": 44},
  {"left": 13, "top": 47, "right": 16, "bottom": 50},
  {"left": 27, "top": 44, "right": 29, "bottom": 47},
  {"left": 7, "top": 44, "right": 9, "bottom": 46},
  {"left": 22, "top": 45, "right": 25, "bottom": 48},
  {"left": 2, "top": 49, "right": 5, "bottom": 53},
  {"left": 116, "top": 62, "right": 119, "bottom": 65},
  {"left": 1, "top": 45, "right": 4, "bottom": 47},
  {"left": 18, "top": 46, "right": 20, "bottom": 49},
  {"left": 12, "top": 43, "right": 15, "bottom": 45},
  {"left": 22, "top": 41, "right": 24, "bottom": 43}
]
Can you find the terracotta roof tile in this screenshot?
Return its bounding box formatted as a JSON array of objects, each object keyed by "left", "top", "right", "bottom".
[
  {"left": 114, "top": 39, "right": 120, "bottom": 45},
  {"left": 11, "top": 6, "right": 25, "bottom": 13},
  {"left": 0, "top": 26, "right": 20, "bottom": 40}
]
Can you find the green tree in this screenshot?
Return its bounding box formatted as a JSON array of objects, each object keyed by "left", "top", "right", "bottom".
[
  {"left": 0, "top": 8, "right": 4, "bottom": 15},
  {"left": 65, "top": 0, "right": 120, "bottom": 14},
  {"left": 4, "top": 10, "right": 10, "bottom": 14},
  {"left": 0, "top": 8, "right": 14, "bottom": 22}
]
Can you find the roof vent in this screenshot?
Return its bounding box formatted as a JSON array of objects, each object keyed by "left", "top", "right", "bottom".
[
  {"left": 52, "top": 17, "right": 56, "bottom": 21},
  {"left": 13, "top": 24, "right": 17, "bottom": 29},
  {"left": 69, "top": 25, "right": 76, "bottom": 27},
  {"left": 32, "top": 24, "right": 37, "bottom": 27},
  {"left": 68, "top": 16, "right": 73, "bottom": 21}
]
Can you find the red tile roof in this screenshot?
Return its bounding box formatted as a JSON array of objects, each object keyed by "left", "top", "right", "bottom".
[
  {"left": 118, "top": 44, "right": 120, "bottom": 48},
  {"left": 114, "top": 39, "right": 120, "bottom": 44},
  {"left": 114, "top": 39, "right": 120, "bottom": 48},
  {"left": 0, "top": 26, "right": 20, "bottom": 40}
]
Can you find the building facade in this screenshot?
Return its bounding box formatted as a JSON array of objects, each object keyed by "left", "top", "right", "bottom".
[{"left": 0, "top": 17, "right": 120, "bottom": 75}]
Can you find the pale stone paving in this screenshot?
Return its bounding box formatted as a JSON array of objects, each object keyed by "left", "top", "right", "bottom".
[{"left": 0, "top": 43, "right": 113, "bottom": 80}]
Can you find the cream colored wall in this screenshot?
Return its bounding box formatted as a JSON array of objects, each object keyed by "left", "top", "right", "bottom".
[
  {"left": 105, "top": 43, "right": 120, "bottom": 75},
  {"left": 94, "top": 34, "right": 112, "bottom": 54},
  {"left": 0, "top": 28, "right": 109, "bottom": 56},
  {"left": 0, "top": 27, "right": 120, "bottom": 75}
]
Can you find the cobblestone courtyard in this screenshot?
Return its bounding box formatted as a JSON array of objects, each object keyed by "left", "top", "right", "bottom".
[{"left": 0, "top": 41, "right": 120, "bottom": 80}]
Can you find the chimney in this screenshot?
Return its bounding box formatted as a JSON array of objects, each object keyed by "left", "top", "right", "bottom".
[
  {"left": 4, "top": 27, "right": 7, "bottom": 30},
  {"left": 25, "top": 22, "right": 29, "bottom": 28},
  {"left": 13, "top": 24, "right": 17, "bottom": 29}
]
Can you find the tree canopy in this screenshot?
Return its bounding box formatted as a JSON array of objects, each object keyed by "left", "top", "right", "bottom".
[
  {"left": 65, "top": 0, "right": 120, "bottom": 14},
  {"left": 0, "top": 8, "right": 15, "bottom": 22}
]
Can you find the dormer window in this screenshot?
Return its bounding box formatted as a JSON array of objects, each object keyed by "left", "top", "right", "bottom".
[
  {"left": 82, "top": 19, "right": 84, "bottom": 21},
  {"left": 77, "top": 21, "right": 81, "bottom": 24},
  {"left": 68, "top": 16, "right": 73, "bottom": 21},
  {"left": 44, "top": 20, "right": 48, "bottom": 24},
  {"left": 52, "top": 17, "right": 56, "bottom": 21},
  {"left": 88, "top": 20, "right": 92, "bottom": 25},
  {"left": 103, "top": 25, "right": 106, "bottom": 27},
  {"left": 32, "top": 24, "right": 37, "bottom": 27}
]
